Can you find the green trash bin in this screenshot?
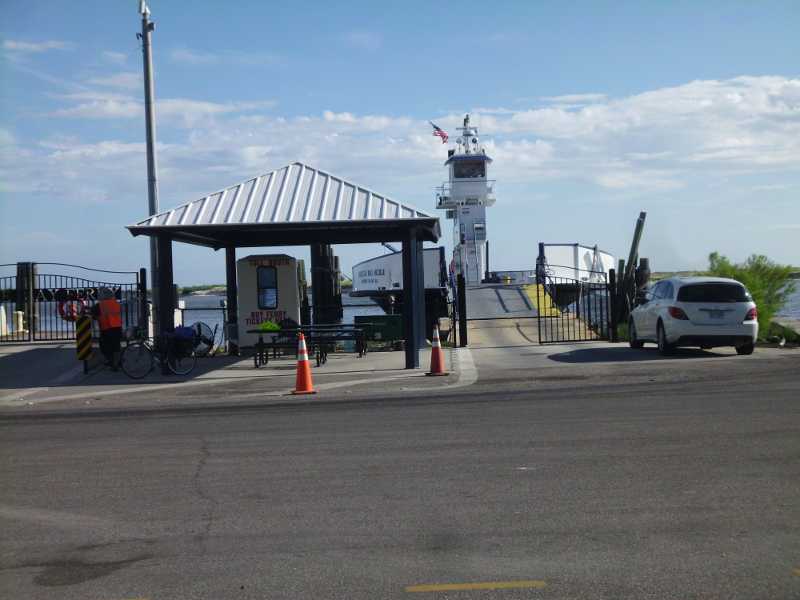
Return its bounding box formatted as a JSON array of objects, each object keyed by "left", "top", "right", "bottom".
[{"left": 354, "top": 315, "right": 403, "bottom": 343}]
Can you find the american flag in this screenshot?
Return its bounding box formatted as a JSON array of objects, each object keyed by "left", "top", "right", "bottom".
[{"left": 430, "top": 121, "right": 449, "bottom": 144}]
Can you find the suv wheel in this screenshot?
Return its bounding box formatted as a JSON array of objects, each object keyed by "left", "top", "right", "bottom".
[
  {"left": 657, "top": 322, "right": 673, "bottom": 356},
  {"left": 736, "top": 342, "right": 755, "bottom": 356},
  {"left": 629, "top": 319, "right": 644, "bottom": 349}
]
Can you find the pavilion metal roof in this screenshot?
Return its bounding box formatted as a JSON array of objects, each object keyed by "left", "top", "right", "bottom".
[{"left": 127, "top": 161, "right": 440, "bottom": 248}]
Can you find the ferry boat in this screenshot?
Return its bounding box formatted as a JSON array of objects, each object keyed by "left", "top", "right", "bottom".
[
  {"left": 349, "top": 113, "right": 495, "bottom": 328},
  {"left": 350, "top": 113, "right": 615, "bottom": 327},
  {"left": 435, "top": 114, "right": 495, "bottom": 284}
]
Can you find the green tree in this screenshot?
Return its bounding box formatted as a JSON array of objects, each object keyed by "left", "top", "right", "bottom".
[{"left": 707, "top": 252, "right": 796, "bottom": 337}]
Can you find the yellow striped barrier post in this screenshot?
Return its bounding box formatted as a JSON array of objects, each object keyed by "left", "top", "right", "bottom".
[{"left": 75, "top": 315, "right": 93, "bottom": 374}]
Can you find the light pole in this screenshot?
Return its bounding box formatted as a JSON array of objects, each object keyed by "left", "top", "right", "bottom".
[{"left": 138, "top": 0, "right": 160, "bottom": 334}]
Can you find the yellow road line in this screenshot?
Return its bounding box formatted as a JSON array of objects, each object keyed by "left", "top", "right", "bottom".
[
  {"left": 792, "top": 567, "right": 800, "bottom": 577},
  {"left": 406, "top": 579, "right": 547, "bottom": 592}
]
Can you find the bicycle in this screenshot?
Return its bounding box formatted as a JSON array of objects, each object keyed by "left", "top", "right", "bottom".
[
  {"left": 120, "top": 327, "right": 198, "bottom": 379},
  {"left": 187, "top": 321, "right": 218, "bottom": 357}
]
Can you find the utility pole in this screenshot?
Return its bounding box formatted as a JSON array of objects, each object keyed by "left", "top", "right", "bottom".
[{"left": 138, "top": 0, "right": 160, "bottom": 334}]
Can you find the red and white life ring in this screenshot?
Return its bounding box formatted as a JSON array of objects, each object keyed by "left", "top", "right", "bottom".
[{"left": 58, "top": 299, "right": 87, "bottom": 322}]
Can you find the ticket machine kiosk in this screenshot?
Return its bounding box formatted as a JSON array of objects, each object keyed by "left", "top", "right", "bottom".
[{"left": 237, "top": 254, "right": 302, "bottom": 348}]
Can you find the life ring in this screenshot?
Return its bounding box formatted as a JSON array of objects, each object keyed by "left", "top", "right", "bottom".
[{"left": 58, "top": 299, "right": 86, "bottom": 322}]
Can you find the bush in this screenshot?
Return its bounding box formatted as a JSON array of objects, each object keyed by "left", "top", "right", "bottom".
[{"left": 707, "top": 252, "right": 797, "bottom": 338}]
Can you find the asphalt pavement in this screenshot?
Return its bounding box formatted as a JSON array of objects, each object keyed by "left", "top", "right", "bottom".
[{"left": 1, "top": 334, "right": 798, "bottom": 599}]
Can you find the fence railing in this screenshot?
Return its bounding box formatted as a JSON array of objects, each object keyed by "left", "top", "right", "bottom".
[
  {"left": 536, "top": 274, "right": 611, "bottom": 343},
  {"left": 0, "top": 262, "right": 145, "bottom": 343}
]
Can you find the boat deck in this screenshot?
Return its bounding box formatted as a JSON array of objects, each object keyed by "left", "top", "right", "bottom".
[{"left": 466, "top": 284, "right": 539, "bottom": 320}]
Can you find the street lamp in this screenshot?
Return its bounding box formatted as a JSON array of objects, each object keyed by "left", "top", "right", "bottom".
[{"left": 138, "top": 0, "right": 160, "bottom": 334}]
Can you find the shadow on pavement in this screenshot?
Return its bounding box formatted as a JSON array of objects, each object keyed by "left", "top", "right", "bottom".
[
  {"left": 548, "top": 346, "right": 728, "bottom": 363},
  {"left": 0, "top": 346, "right": 77, "bottom": 389},
  {"left": 1, "top": 341, "right": 411, "bottom": 398}
]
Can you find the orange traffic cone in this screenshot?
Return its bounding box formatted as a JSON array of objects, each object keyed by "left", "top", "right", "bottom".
[
  {"left": 292, "top": 333, "right": 317, "bottom": 395},
  {"left": 426, "top": 325, "right": 449, "bottom": 376}
]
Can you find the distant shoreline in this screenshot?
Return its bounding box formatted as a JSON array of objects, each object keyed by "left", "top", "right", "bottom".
[{"left": 180, "top": 285, "right": 226, "bottom": 296}]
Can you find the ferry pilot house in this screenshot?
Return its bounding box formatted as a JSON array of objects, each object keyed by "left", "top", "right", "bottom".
[{"left": 452, "top": 159, "right": 486, "bottom": 179}]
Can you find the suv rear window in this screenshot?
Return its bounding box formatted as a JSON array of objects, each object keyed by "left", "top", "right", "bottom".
[{"left": 677, "top": 283, "right": 750, "bottom": 303}]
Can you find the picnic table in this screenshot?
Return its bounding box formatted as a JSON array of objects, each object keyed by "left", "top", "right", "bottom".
[{"left": 246, "top": 325, "right": 366, "bottom": 368}]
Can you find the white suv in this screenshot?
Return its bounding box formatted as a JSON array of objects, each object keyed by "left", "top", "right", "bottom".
[{"left": 628, "top": 276, "right": 758, "bottom": 355}]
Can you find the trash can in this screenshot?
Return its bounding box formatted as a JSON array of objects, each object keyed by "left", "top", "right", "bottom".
[{"left": 354, "top": 315, "right": 403, "bottom": 342}]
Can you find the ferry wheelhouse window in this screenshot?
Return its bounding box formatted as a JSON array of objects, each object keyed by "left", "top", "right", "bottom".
[
  {"left": 453, "top": 160, "right": 486, "bottom": 179},
  {"left": 257, "top": 266, "right": 278, "bottom": 309}
]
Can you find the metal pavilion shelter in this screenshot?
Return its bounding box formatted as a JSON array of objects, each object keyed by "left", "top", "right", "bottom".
[{"left": 127, "top": 161, "right": 441, "bottom": 368}]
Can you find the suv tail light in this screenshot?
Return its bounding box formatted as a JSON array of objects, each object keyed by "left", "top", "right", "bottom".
[
  {"left": 744, "top": 307, "right": 758, "bottom": 322},
  {"left": 667, "top": 306, "right": 689, "bottom": 320}
]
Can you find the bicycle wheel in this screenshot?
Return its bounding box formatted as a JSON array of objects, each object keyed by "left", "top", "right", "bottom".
[
  {"left": 189, "top": 322, "right": 216, "bottom": 357},
  {"left": 120, "top": 342, "right": 154, "bottom": 379},
  {"left": 167, "top": 350, "right": 197, "bottom": 376}
]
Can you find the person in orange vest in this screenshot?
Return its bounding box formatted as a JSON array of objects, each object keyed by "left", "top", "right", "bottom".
[{"left": 92, "top": 287, "right": 123, "bottom": 370}]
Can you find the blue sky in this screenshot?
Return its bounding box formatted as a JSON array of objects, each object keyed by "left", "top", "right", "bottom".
[{"left": 1, "top": 0, "right": 798, "bottom": 284}]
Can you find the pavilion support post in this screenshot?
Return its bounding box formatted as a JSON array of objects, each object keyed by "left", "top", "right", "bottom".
[
  {"left": 156, "top": 235, "right": 174, "bottom": 334},
  {"left": 322, "top": 244, "right": 333, "bottom": 323},
  {"left": 309, "top": 243, "right": 325, "bottom": 324},
  {"left": 225, "top": 247, "right": 239, "bottom": 355},
  {"left": 156, "top": 235, "right": 174, "bottom": 374},
  {"left": 415, "top": 238, "right": 426, "bottom": 345},
  {"left": 402, "top": 229, "right": 421, "bottom": 369}
]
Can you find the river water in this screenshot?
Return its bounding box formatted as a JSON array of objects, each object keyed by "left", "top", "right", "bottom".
[{"left": 776, "top": 284, "right": 800, "bottom": 320}]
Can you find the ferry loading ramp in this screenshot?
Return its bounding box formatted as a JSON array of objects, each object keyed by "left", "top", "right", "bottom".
[
  {"left": 465, "top": 284, "right": 540, "bottom": 320},
  {"left": 127, "top": 161, "right": 441, "bottom": 369}
]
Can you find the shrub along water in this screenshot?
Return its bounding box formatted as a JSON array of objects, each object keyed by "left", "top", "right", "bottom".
[{"left": 707, "top": 252, "right": 797, "bottom": 339}]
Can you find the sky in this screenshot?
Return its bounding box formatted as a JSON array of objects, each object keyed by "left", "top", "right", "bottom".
[{"left": 1, "top": 0, "right": 799, "bottom": 285}]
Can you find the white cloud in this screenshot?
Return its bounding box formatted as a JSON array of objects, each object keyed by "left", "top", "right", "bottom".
[
  {"left": 101, "top": 51, "right": 127, "bottom": 65},
  {"left": 50, "top": 92, "right": 141, "bottom": 119},
  {"left": 470, "top": 107, "right": 518, "bottom": 115},
  {"left": 767, "top": 223, "right": 800, "bottom": 231},
  {"left": 87, "top": 72, "right": 141, "bottom": 90},
  {"left": 7, "top": 76, "right": 800, "bottom": 236},
  {"left": 751, "top": 183, "right": 792, "bottom": 192},
  {"left": 322, "top": 111, "right": 396, "bottom": 131},
  {"left": 595, "top": 170, "right": 683, "bottom": 191},
  {"left": 40, "top": 139, "right": 145, "bottom": 161},
  {"left": 22, "top": 75, "right": 799, "bottom": 210},
  {"left": 169, "top": 47, "right": 282, "bottom": 67},
  {"left": 541, "top": 93, "right": 607, "bottom": 104},
  {"left": 169, "top": 47, "right": 217, "bottom": 65},
  {"left": 158, "top": 99, "right": 277, "bottom": 126},
  {"left": 2, "top": 39, "right": 72, "bottom": 53},
  {"left": 50, "top": 92, "right": 276, "bottom": 124},
  {"left": 0, "top": 128, "right": 14, "bottom": 146},
  {"left": 342, "top": 31, "right": 383, "bottom": 51}
]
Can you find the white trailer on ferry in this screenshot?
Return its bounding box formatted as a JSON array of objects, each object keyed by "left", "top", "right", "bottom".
[{"left": 350, "top": 246, "right": 449, "bottom": 334}]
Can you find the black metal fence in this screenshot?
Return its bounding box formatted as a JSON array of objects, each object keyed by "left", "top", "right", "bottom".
[
  {"left": 536, "top": 273, "right": 611, "bottom": 344},
  {"left": 0, "top": 263, "right": 145, "bottom": 343}
]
